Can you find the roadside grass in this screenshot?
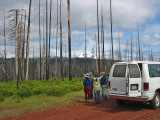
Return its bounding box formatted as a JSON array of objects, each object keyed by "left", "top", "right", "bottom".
[{"left": 0, "top": 90, "right": 84, "bottom": 119}]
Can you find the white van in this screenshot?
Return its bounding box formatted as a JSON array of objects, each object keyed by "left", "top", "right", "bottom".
[{"left": 108, "top": 61, "right": 160, "bottom": 109}]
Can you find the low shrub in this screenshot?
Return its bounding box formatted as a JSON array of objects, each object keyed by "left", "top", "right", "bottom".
[{"left": 0, "top": 78, "right": 84, "bottom": 100}]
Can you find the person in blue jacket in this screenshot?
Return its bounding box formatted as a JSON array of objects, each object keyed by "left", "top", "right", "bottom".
[
  {"left": 83, "top": 73, "right": 91, "bottom": 102},
  {"left": 100, "top": 72, "right": 108, "bottom": 100}
]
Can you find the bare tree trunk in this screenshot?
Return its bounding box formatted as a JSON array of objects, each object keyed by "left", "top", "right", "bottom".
[
  {"left": 15, "top": 9, "right": 19, "bottom": 89},
  {"left": 46, "top": 0, "right": 48, "bottom": 80},
  {"left": 25, "top": 0, "right": 32, "bottom": 80},
  {"left": 33, "top": 47, "right": 35, "bottom": 80},
  {"left": 101, "top": 7, "right": 105, "bottom": 71},
  {"left": 39, "top": 0, "right": 42, "bottom": 80},
  {"left": 96, "top": 0, "right": 100, "bottom": 74},
  {"left": 68, "top": 0, "right": 72, "bottom": 80},
  {"left": 60, "top": 0, "right": 64, "bottom": 80},
  {"left": 42, "top": 11, "right": 46, "bottom": 80},
  {"left": 95, "top": 33, "right": 98, "bottom": 74},
  {"left": 130, "top": 33, "right": 133, "bottom": 61},
  {"left": 137, "top": 24, "right": 141, "bottom": 61},
  {"left": 84, "top": 21, "right": 87, "bottom": 73},
  {"left": 56, "top": 0, "right": 59, "bottom": 79},
  {"left": 48, "top": 0, "right": 52, "bottom": 79},
  {"left": 110, "top": 0, "right": 114, "bottom": 61},
  {"left": 118, "top": 31, "right": 121, "bottom": 61},
  {"left": 4, "top": 12, "right": 7, "bottom": 82},
  {"left": 21, "top": 10, "right": 26, "bottom": 81}
]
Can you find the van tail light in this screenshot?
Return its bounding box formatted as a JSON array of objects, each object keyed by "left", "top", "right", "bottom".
[
  {"left": 144, "top": 83, "right": 149, "bottom": 91},
  {"left": 108, "top": 81, "right": 110, "bottom": 88}
]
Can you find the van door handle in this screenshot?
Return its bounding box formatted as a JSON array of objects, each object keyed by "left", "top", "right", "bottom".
[{"left": 138, "top": 90, "right": 140, "bottom": 92}]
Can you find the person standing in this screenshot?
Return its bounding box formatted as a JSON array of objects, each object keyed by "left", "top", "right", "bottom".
[
  {"left": 89, "top": 72, "right": 94, "bottom": 99},
  {"left": 100, "top": 72, "right": 108, "bottom": 100},
  {"left": 83, "top": 73, "right": 91, "bottom": 102},
  {"left": 93, "top": 74, "right": 101, "bottom": 104}
]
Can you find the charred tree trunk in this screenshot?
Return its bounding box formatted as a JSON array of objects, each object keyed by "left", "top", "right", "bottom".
[
  {"left": 42, "top": 11, "right": 46, "bottom": 80},
  {"left": 68, "top": 0, "right": 72, "bottom": 80},
  {"left": 55, "top": 0, "right": 59, "bottom": 79},
  {"left": 60, "top": 0, "right": 64, "bottom": 80},
  {"left": 85, "top": 22, "right": 87, "bottom": 73},
  {"left": 137, "top": 24, "right": 141, "bottom": 61},
  {"left": 25, "top": 0, "right": 32, "bottom": 80},
  {"left": 46, "top": 0, "right": 49, "bottom": 80},
  {"left": 48, "top": 0, "right": 52, "bottom": 79},
  {"left": 21, "top": 10, "right": 26, "bottom": 81},
  {"left": 4, "top": 12, "right": 7, "bottom": 82},
  {"left": 130, "top": 33, "right": 133, "bottom": 61},
  {"left": 15, "top": 9, "right": 19, "bottom": 89},
  {"left": 96, "top": 0, "right": 100, "bottom": 74},
  {"left": 110, "top": 0, "right": 114, "bottom": 61},
  {"left": 39, "top": 0, "right": 42, "bottom": 80}
]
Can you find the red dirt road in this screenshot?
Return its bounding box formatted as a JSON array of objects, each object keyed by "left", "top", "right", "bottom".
[{"left": 2, "top": 99, "right": 160, "bottom": 120}]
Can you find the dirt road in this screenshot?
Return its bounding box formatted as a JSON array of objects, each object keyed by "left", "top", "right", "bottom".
[{"left": 2, "top": 99, "right": 160, "bottom": 120}]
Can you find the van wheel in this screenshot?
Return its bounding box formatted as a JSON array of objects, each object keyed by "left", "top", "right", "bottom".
[
  {"left": 150, "top": 92, "right": 160, "bottom": 109},
  {"left": 116, "top": 99, "right": 125, "bottom": 106}
]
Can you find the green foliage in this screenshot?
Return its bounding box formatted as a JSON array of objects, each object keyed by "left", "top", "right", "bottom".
[{"left": 0, "top": 78, "right": 84, "bottom": 101}]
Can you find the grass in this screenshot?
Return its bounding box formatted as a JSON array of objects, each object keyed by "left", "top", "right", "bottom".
[{"left": 0, "top": 90, "right": 84, "bottom": 119}]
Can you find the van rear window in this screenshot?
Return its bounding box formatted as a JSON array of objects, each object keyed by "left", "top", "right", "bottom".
[
  {"left": 128, "top": 64, "right": 140, "bottom": 78},
  {"left": 113, "top": 65, "right": 126, "bottom": 77},
  {"left": 148, "top": 64, "right": 160, "bottom": 77}
]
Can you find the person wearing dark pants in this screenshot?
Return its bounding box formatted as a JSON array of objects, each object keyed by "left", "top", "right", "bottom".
[
  {"left": 83, "top": 73, "right": 91, "bottom": 102},
  {"left": 100, "top": 72, "right": 108, "bottom": 100}
]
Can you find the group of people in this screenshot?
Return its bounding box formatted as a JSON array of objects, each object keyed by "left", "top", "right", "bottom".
[{"left": 83, "top": 72, "right": 108, "bottom": 104}]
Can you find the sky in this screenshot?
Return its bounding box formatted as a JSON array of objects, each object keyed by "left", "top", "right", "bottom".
[{"left": 0, "top": 0, "right": 160, "bottom": 61}]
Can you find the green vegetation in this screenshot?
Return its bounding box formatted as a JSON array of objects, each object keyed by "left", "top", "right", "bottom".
[
  {"left": 0, "top": 90, "right": 84, "bottom": 119},
  {"left": 0, "top": 78, "right": 84, "bottom": 99},
  {"left": 0, "top": 78, "right": 84, "bottom": 118}
]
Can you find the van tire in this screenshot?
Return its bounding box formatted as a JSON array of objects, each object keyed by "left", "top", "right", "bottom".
[
  {"left": 116, "top": 99, "right": 125, "bottom": 106},
  {"left": 150, "top": 92, "right": 160, "bottom": 109}
]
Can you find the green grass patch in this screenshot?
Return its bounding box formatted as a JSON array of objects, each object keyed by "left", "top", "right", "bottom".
[
  {"left": 0, "top": 90, "right": 84, "bottom": 119},
  {"left": 0, "top": 78, "right": 84, "bottom": 118}
]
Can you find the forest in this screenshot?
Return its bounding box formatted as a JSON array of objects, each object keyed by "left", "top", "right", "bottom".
[{"left": 0, "top": 0, "right": 156, "bottom": 84}]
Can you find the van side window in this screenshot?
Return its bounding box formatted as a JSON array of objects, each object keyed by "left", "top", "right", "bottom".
[
  {"left": 128, "top": 64, "right": 140, "bottom": 78},
  {"left": 113, "top": 65, "right": 126, "bottom": 77},
  {"left": 148, "top": 64, "right": 160, "bottom": 77}
]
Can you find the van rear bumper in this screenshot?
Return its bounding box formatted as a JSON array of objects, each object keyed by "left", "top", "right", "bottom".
[{"left": 108, "top": 94, "right": 149, "bottom": 102}]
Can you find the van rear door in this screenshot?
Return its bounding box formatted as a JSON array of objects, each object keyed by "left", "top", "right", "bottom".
[
  {"left": 128, "top": 64, "right": 141, "bottom": 97},
  {"left": 109, "top": 63, "right": 127, "bottom": 95}
]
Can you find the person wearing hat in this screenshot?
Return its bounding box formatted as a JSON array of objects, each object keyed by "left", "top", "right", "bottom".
[
  {"left": 100, "top": 72, "right": 108, "bottom": 100},
  {"left": 93, "top": 74, "right": 101, "bottom": 104},
  {"left": 89, "top": 72, "right": 94, "bottom": 99},
  {"left": 83, "top": 73, "right": 92, "bottom": 102}
]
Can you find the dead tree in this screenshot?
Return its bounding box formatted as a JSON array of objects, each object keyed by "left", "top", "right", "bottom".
[
  {"left": 3, "top": 12, "right": 7, "bottom": 82},
  {"left": 46, "top": 0, "right": 49, "bottom": 80},
  {"left": 55, "top": 0, "right": 59, "bottom": 79},
  {"left": 137, "top": 24, "right": 141, "bottom": 61},
  {"left": 110, "top": 0, "right": 114, "bottom": 61},
  {"left": 118, "top": 32, "right": 121, "bottom": 61},
  {"left": 130, "top": 33, "right": 133, "bottom": 61},
  {"left": 8, "top": 9, "right": 23, "bottom": 87},
  {"left": 21, "top": 10, "right": 26, "bottom": 81},
  {"left": 68, "top": 0, "right": 72, "bottom": 80},
  {"left": 101, "top": 7, "right": 105, "bottom": 71},
  {"left": 42, "top": 11, "right": 46, "bottom": 80},
  {"left": 84, "top": 21, "right": 87, "bottom": 73},
  {"left": 60, "top": 0, "right": 64, "bottom": 80},
  {"left": 96, "top": 0, "right": 100, "bottom": 74},
  {"left": 39, "top": 0, "right": 42, "bottom": 80},
  {"left": 48, "top": 0, "right": 52, "bottom": 79},
  {"left": 25, "top": 0, "right": 32, "bottom": 80}
]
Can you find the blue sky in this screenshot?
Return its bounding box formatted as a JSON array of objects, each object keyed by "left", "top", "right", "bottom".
[{"left": 0, "top": 0, "right": 160, "bottom": 61}]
